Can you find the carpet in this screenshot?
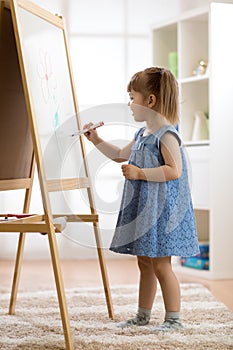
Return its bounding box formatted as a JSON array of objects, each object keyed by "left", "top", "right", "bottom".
[{"left": 0, "top": 284, "right": 233, "bottom": 350}]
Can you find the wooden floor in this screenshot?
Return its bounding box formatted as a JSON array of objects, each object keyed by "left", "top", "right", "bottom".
[{"left": 1, "top": 259, "right": 233, "bottom": 312}]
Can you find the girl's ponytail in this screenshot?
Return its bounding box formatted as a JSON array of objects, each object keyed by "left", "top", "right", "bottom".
[{"left": 160, "top": 69, "right": 179, "bottom": 125}]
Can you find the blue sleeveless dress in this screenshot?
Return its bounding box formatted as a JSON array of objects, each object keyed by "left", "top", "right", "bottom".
[{"left": 110, "top": 125, "right": 200, "bottom": 258}]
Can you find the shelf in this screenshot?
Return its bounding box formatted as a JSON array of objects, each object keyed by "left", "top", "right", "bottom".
[
  {"left": 152, "top": 23, "right": 177, "bottom": 70},
  {"left": 183, "top": 140, "right": 209, "bottom": 147},
  {"left": 152, "top": 2, "right": 233, "bottom": 280},
  {"left": 179, "top": 13, "right": 208, "bottom": 80},
  {"left": 174, "top": 265, "right": 213, "bottom": 279},
  {"left": 180, "top": 79, "right": 209, "bottom": 141},
  {"left": 179, "top": 74, "right": 209, "bottom": 84}
]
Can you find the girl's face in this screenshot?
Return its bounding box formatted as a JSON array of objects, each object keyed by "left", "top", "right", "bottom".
[{"left": 128, "top": 90, "right": 148, "bottom": 122}]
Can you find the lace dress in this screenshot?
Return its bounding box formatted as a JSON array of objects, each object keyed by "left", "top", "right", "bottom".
[{"left": 110, "top": 125, "right": 200, "bottom": 258}]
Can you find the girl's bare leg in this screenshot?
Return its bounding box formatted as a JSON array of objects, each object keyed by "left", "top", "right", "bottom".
[
  {"left": 151, "top": 256, "right": 180, "bottom": 312},
  {"left": 117, "top": 256, "right": 157, "bottom": 328},
  {"left": 152, "top": 256, "right": 183, "bottom": 330},
  {"left": 137, "top": 256, "right": 157, "bottom": 309}
]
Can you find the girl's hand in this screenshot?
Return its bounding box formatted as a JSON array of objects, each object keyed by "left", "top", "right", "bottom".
[
  {"left": 121, "top": 164, "right": 144, "bottom": 180},
  {"left": 83, "top": 123, "right": 99, "bottom": 143}
]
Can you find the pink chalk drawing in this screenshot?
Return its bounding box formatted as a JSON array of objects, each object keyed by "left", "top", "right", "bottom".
[{"left": 37, "top": 49, "right": 58, "bottom": 104}]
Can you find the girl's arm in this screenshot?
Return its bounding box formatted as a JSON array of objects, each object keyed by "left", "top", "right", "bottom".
[
  {"left": 122, "top": 132, "right": 182, "bottom": 182},
  {"left": 83, "top": 123, "right": 134, "bottom": 163}
]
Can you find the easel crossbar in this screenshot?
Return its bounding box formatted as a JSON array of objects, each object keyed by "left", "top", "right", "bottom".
[
  {"left": 0, "top": 213, "right": 99, "bottom": 233},
  {"left": 47, "top": 177, "right": 90, "bottom": 192},
  {"left": 53, "top": 214, "right": 98, "bottom": 222},
  {"left": 0, "top": 222, "right": 49, "bottom": 232},
  {"left": 0, "top": 178, "right": 31, "bottom": 190}
]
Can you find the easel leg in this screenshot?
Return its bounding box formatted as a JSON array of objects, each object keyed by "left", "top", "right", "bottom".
[
  {"left": 9, "top": 157, "right": 35, "bottom": 314},
  {"left": 9, "top": 232, "right": 26, "bottom": 314},
  {"left": 47, "top": 231, "right": 74, "bottom": 350},
  {"left": 93, "top": 222, "right": 114, "bottom": 319}
]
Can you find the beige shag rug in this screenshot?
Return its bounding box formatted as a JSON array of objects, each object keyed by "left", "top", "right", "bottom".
[{"left": 0, "top": 283, "right": 233, "bottom": 350}]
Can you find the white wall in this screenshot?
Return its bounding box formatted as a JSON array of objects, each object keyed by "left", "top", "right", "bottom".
[
  {"left": 66, "top": 0, "right": 181, "bottom": 109},
  {"left": 0, "top": 0, "right": 206, "bottom": 260}
]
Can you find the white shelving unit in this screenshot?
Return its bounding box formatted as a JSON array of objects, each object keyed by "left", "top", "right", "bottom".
[{"left": 152, "top": 2, "right": 233, "bottom": 279}]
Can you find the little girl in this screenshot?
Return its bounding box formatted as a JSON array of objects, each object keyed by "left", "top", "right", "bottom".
[{"left": 84, "top": 67, "right": 199, "bottom": 331}]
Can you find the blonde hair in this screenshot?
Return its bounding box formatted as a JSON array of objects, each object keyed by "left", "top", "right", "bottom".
[{"left": 127, "top": 67, "right": 179, "bottom": 125}]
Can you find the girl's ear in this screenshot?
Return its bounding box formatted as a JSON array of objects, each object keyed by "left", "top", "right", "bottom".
[{"left": 147, "top": 94, "right": 156, "bottom": 108}]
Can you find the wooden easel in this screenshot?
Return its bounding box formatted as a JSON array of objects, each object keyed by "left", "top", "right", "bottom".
[{"left": 0, "top": 1, "right": 114, "bottom": 349}]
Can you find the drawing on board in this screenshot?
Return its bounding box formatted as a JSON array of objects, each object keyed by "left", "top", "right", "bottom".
[
  {"left": 37, "top": 49, "right": 58, "bottom": 104},
  {"left": 37, "top": 48, "right": 63, "bottom": 131}
]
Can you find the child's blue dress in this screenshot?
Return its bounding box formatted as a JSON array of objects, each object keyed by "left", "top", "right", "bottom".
[{"left": 110, "top": 125, "right": 200, "bottom": 258}]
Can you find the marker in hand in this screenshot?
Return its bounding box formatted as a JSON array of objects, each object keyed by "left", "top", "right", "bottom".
[{"left": 70, "top": 121, "right": 104, "bottom": 137}]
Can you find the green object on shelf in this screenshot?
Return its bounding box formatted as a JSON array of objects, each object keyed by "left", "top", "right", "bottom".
[{"left": 168, "top": 51, "right": 178, "bottom": 78}]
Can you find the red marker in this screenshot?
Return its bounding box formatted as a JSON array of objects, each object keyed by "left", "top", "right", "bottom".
[{"left": 71, "top": 121, "right": 104, "bottom": 137}]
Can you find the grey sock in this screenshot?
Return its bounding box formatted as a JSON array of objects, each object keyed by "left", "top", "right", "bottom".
[
  {"left": 116, "top": 307, "right": 151, "bottom": 328},
  {"left": 165, "top": 311, "right": 180, "bottom": 321},
  {"left": 138, "top": 307, "right": 151, "bottom": 318},
  {"left": 152, "top": 311, "right": 183, "bottom": 331}
]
